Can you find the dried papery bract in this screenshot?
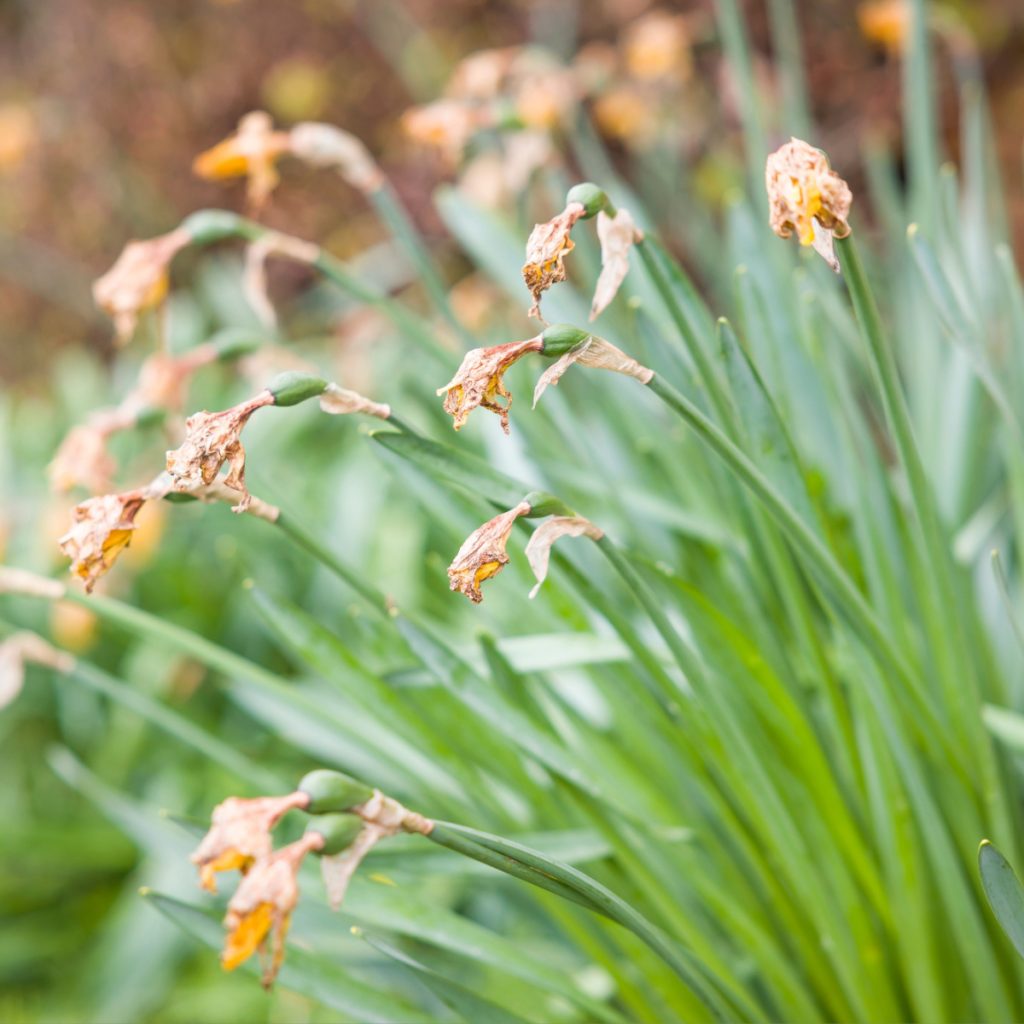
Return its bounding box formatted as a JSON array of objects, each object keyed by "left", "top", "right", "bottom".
[
  {"left": 288, "top": 122, "right": 383, "bottom": 193},
  {"left": 193, "top": 110, "right": 292, "bottom": 210},
  {"left": 522, "top": 201, "right": 586, "bottom": 319},
  {"left": 242, "top": 233, "right": 320, "bottom": 330},
  {"left": 448, "top": 501, "right": 531, "bottom": 603},
  {"left": 525, "top": 516, "right": 604, "bottom": 598},
  {"left": 165, "top": 391, "right": 274, "bottom": 512},
  {"left": 191, "top": 792, "right": 309, "bottom": 894},
  {"left": 0, "top": 632, "right": 74, "bottom": 710},
  {"left": 437, "top": 337, "right": 543, "bottom": 433},
  {"left": 765, "top": 138, "right": 852, "bottom": 273},
  {"left": 319, "top": 382, "right": 391, "bottom": 420},
  {"left": 533, "top": 334, "right": 654, "bottom": 407},
  {"left": 93, "top": 228, "right": 191, "bottom": 343},
  {"left": 58, "top": 489, "right": 152, "bottom": 592},
  {"left": 221, "top": 831, "right": 322, "bottom": 988},
  {"left": 590, "top": 208, "right": 643, "bottom": 320}
]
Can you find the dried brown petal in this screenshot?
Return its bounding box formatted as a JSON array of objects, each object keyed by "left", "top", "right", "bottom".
[
  {"left": 590, "top": 208, "right": 643, "bottom": 321},
  {"left": 192, "top": 792, "right": 308, "bottom": 894},
  {"left": 522, "top": 202, "right": 586, "bottom": 319},
  {"left": 58, "top": 490, "right": 148, "bottom": 592},
  {"left": 165, "top": 392, "right": 274, "bottom": 512},
  {"left": 437, "top": 338, "right": 543, "bottom": 433},
  {"left": 93, "top": 228, "right": 191, "bottom": 343},
  {"left": 533, "top": 335, "right": 654, "bottom": 407},
  {"left": 319, "top": 383, "right": 390, "bottom": 420},
  {"left": 221, "top": 831, "right": 321, "bottom": 987},
  {"left": 193, "top": 111, "right": 292, "bottom": 210},
  {"left": 447, "top": 501, "right": 531, "bottom": 603},
  {"left": 765, "top": 138, "right": 852, "bottom": 272},
  {"left": 0, "top": 632, "right": 75, "bottom": 710},
  {"left": 525, "top": 516, "right": 604, "bottom": 598},
  {"left": 288, "top": 122, "right": 384, "bottom": 192}
]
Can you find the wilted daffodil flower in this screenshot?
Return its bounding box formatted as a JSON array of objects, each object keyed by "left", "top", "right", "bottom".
[
  {"left": 448, "top": 501, "right": 531, "bottom": 603},
  {"left": 191, "top": 792, "right": 310, "bottom": 894},
  {"left": 522, "top": 201, "right": 586, "bottom": 319},
  {"left": 58, "top": 487, "right": 157, "bottom": 592},
  {"left": 437, "top": 337, "right": 543, "bottom": 433},
  {"left": 193, "top": 110, "right": 292, "bottom": 210},
  {"left": 93, "top": 227, "right": 192, "bottom": 343},
  {"left": 765, "top": 138, "right": 852, "bottom": 272}
]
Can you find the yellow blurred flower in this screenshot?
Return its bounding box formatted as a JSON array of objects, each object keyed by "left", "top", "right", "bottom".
[
  {"left": 858, "top": 0, "right": 910, "bottom": 53},
  {"left": 623, "top": 10, "right": 692, "bottom": 81}
]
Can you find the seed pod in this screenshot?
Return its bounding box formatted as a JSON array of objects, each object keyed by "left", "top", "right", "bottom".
[
  {"left": 305, "top": 813, "right": 364, "bottom": 855},
  {"left": 298, "top": 769, "right": 374, "bottom": 813},
  {"left": 540, "top": 323, "right": 590, "bottom": 356},
  {"left": 267, "top": 371, "right": 328, "bottom": 407},
  {"left": 565, "top": 182, "right": 608, "bottom": 219}
]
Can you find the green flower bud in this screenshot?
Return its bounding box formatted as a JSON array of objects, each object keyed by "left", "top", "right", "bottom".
[
  {"left": 268, "top": 371, "right": 328, "bottom": 407},
  {"left": 305, "top": 813, "right": 364, "bottom": 855},
  {"left": 181, "top": 209, "right": 260, "bottom": 245},
  {"left": 210, "top": 328, "right": 265, "bottom": 362},
  {"left": 540, "top": 323, "right": 590, "bottom": 356},
  {"left": 566, "top": 183, "right": 608, "bottom": 219},
  {"left": 298, "top": 769, "right": 373, "bottom": 813}
]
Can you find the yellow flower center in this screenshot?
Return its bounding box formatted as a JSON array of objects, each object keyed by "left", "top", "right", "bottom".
[{"left": 222, "top": 902, "right": 275, "bottom": 971}]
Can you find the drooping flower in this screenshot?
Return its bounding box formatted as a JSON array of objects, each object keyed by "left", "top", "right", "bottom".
[
  {"left": 288, "top": 122, "right": 383, "bottom": 193},
  {"left": 522, "top": 201, "right": 586, "bottom": 319},
  {"left": 401, "top": 101, "right": 490, "bottom": 164},
  {"left": 590, "top": 208, "right": 643, "bottom": 321},
  {"left": 623, "top": 10, "right": 693, "bottom": 81},
  {"left": 193, "top": 111, "right": 292, "bottom": 209},
  {"left": 58, "top": 489, "right": 150, "bottom": 592},
  {"left": 436, "top": 337, "right": 543, "bottom": 433},
  {"left": 92, "top": 228, "right": 191, "bottom": 343},
  {"left": 765, "top": 138, "right": 852, "bottom": 272},
  {"left": 191, "top": 792, "right": 309, "bottom": 894},
  {"left": 165, "top": 391, "right": 274, "bottom": 512},
  {"left": 857, "top": 0, "right": 910, "bottom": 53},
  {"left": 525, "top": 516, "right": 604, "bottom": 598},
  {"left": 221, "top": 831, "right": 322, "bottom": 987},
  {"left": 447, "top": 501, "right": 531, "bottom": 603},
  {"left": 533, "top": 332, "right": 654, "bottom": 407},
  {"left": 127, "top": 345, "right": 220, "bottom": 414},
  {"left": 48, "top": 414, "right": 124, "bottom": 495}
]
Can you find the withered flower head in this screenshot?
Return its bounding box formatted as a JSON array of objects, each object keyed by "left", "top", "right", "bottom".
[
  {"left": 533, "top": 333, "right": 654, "bottom": 407},
  {"left": 623, "top": 11, "right": 693, "bottom": 81},
  {"left": 0, "top": 632, "right": 74, "bottom": 710},
  {"left": 765, "top": 138, "right": 852, "bottom": 272},
  {"left": 93, "top": 228, "right": 191, "bottom": 343},
  {"left": 447, "top": 501, "right": 531, "bottom": 603},
  {"left": 128, "top": 345, "right": 219, "bottom": 415},
  {"left": 525, "top": 516, "right": 603, "bottom": 598},
  {"left": 522, "top": 202, "right": 586, "bottom": 319},
  {"left": 401, "top": 100, "right": 489, "bottom": 164},
  {"left": 446, "top": 47, "right": 521, "bottom": 100},
  {"left": 192, "top": 792, "right": 309, "bottom": 894},
  {"left": 165, "top": 392, "right": 274, "bottom": 512},
  {"left": 437, "top": 338, "right": 543, "bottom": 433},
  {"left": 288, "top": 122, "right": 383, "bottom": 193},
  {"left": 58, "top": 490, "right": 149, "bottom": 592},
  {"left": 857, "top": 0, "right": 909, "bottom": 52},
  {"left": 221, "top": 831, "right": 322, "bottom": 988},
  {"left": 193, "top": 110, "right": 292, "bottom": 210},
  {"left": 48, "top": 409, "right": 128, "bottom": 495},
  {"left": 590, "top": 208, "right": 643, "bottom": 321}
]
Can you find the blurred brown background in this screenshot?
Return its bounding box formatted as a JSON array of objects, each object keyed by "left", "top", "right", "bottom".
[{"left": 1, "top": 0, "right": 1022, "bottom": 385}]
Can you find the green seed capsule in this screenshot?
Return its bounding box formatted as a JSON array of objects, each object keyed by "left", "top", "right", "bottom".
[
  {"left": 181, "top": 209, "right": 257, "bottom": 245},
  {"left": 540, "top": 323, "right": 590, "bottom": 356},
  {"left": 566, "top": 183, "right": 608, "bottom": 219},
  {"left": 522, "top": 491, "right": 575, "bottom": 518},
  {"left": 268, "top": 371, "right": 328, "bottom": 407},
  {"left": 298, "top": 769, "right": 373, "bottom": 813},
  {"left": 306, "top": 813, "right": 364, "bottom": 855}
]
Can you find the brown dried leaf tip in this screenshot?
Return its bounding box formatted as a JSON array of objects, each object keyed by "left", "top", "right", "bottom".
[
  {"left": 93, "top": 228, "right": 191, "bottom": 343},
  {"left": 221, "top": 831, "right": 322, "bottom": 988},
  {"left": 193, "top": 111, "right": 292, "bottom": 210},
  {"left": 191, "top": 792, "right": 309, "bottom": 895},
  {"left": 437, "top": 337, "right": 543, "bottom": 433},
  {"left": 448, "top": 501, "right": 531, "bottom": 603},
  {"left": 766, "top": 138, "right": 852, "bottom": 272},
  {"left": 58, "top": 489, "right": 150, "bottom": 592},
  {"left": 522, "top": 201, "right": 586, "bottom": 319},
  {"left": 165, "top": 392, "right": 274, "bottom": 512}
]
